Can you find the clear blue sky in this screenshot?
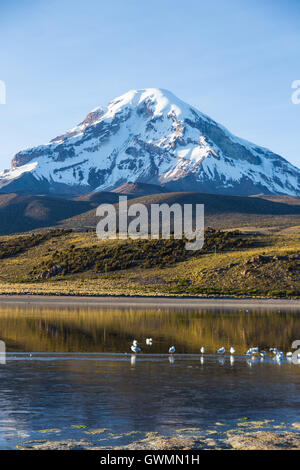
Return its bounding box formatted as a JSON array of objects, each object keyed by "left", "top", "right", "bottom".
[{"left": 0, "top": 0, "right": 299, "bottom": 169}]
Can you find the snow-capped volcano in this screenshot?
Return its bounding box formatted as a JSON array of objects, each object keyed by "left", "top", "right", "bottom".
[{"left": 1, "top": 88, "right": 299, "bottom": 196}]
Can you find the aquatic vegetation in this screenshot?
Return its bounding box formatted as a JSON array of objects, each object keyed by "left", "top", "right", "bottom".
[
  {"left": 84, "top": 428, "right": 109, "bottom": 435},
  {"left": 237, "top": 420, "right": 273, "bottom": 428},
  {"left": 15, "top": 423, "right": 300, "bottom": 450},
  {"left": 39, "top": 428, "right": 61, "bottom": 433},
  {"left": 226, "top": 430, "right": 300, "bottom": 450},
  {"left": 17, "top": 439, "right": 93, "bottom": 450}
]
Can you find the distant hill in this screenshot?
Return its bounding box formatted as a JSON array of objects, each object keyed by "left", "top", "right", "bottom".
[
  {"left": 111, "top": 182, "right": 168, "bottom": 197},
  {"left": 60, "top": 191, "right": 300, "bottom": 231},
  {"left": 73, "top": 191, "right": 121, "bottom": 206},
  {"left": 0, "top": 193, "right": 91, "bottom": 235},
  {"left": 0, "top": 190, "right": 299, "bottom": 235},
  {"left": 250, "top": 194, "right": 300, "bottom": 206}
]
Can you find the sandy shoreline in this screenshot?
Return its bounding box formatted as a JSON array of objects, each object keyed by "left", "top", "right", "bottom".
[{"left": 0, "top": 294, "right": 299, "bottom": 309}]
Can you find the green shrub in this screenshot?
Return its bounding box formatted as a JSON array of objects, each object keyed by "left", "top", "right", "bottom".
[
  {"left": 32, "top": 229, "right": 255, "bottom": 278},
  {"left": 0, "top": 229, "right": 72, "bottom": 260}
]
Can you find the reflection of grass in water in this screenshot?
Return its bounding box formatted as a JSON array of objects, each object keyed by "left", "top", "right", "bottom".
[{"left": 0, "top": 305, "right": 299, "bottom": 353}]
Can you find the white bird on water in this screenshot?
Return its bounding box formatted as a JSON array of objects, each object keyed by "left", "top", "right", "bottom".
[
  {"left": 146, "top": 338, "right": 153, "bottom": 345},
  {"left": 229, "top": 347, "right": 235, "bottom": 355},
  {"left": 131, "top": 340, "right": 141, "bottom": 353},
  {"left": 169, "top": 346, "right": 176, "bottom": 354},
  {"left": 270, "top": 348, "right": 279, "bottom": 355},
  {"left": 217, "top": 347, "right": 225, "bottom": 354},
  {"left": 275, "top": 351, "right": 284, "bottom": 361},
  {"left": 200, "top": 347, "right": 205, "bottom": 354},
  {"left": 246, "top": 347, "right": 259, "bottom": 355}
]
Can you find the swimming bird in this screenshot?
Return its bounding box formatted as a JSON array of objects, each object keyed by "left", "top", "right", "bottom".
[
  {"left": 246, "top": 347, "right": 258, "bottom": 355},
  {"left": 270, "top": 348, "right": 279, "bottom": 355},
  {"left": 275, "top": 351, "right": 284, "bottom": 361},
  {"left": 217, "top": 347, "right": 225, "bottom": 354},
  {"left": 146, "top": 338, "right": 153, "bottom": 345},
  {"left": 200, "top": 347, "right": 205, "bottom": 354},
  {"left": 169, "top": 346, "right": 176, "bottom": 354},
  {"left": 229, "top": 347, "right": 235, "bottom": 355},
  {"left": 131, "top": 344, "right": 141, "bottom": 353}
]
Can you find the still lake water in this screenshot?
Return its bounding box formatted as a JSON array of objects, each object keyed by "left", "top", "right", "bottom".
[{"left": 0, "top": 304, "right": 299, "bottom": 449}]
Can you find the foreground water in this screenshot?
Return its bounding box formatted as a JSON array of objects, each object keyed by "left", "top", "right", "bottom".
[{"left": 0, "top": 304, "right": 299, "bottom": 449}]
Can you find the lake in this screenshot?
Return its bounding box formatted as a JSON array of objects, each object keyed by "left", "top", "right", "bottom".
[{"left": 0, "top": 304, "right": 299, "bottom": 449}]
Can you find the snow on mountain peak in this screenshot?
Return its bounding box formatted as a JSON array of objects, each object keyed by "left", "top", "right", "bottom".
[{"left": 1, "top": 88, "right": 300, "bottom": 196}]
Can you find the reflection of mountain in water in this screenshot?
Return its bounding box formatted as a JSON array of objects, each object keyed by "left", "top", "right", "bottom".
[{"left": 0, "top": 306, "right": 299, "bottom": 353}]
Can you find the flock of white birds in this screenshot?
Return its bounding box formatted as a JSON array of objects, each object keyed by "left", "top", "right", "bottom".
[{"left": 130, "top": 339, "right": 299, "bottom": 361}]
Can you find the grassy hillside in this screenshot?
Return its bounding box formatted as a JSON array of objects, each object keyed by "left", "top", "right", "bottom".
[
  {"left": 0, "top": 190, "right": 298, "bottom": 298},
  {"left": 0, "top": 224, "right": 298, "bottom": 298}
]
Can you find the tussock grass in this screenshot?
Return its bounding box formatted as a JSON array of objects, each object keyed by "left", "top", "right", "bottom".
[{"left": 0, "top": 226, "right": 298, "bottom": 298}]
